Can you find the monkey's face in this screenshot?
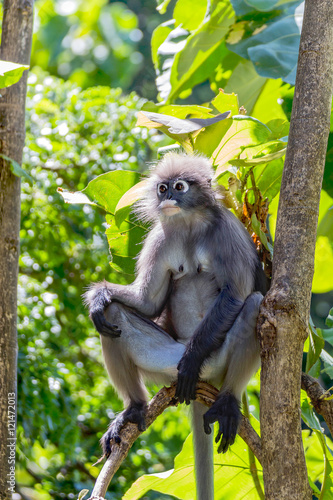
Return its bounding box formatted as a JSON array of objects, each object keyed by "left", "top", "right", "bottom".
[{"left": 156, "top": 178, "right": 208, "bottom": 218}]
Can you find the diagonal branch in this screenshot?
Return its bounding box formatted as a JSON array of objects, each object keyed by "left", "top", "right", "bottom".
[
  {"left": 301, "top": 372, "right": 333, "bottom": 437},
  {"left": 88, "top": 381, "right": 262, "bottom": 499}
]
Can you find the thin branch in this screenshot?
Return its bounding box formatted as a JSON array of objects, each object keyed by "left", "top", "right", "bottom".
[
  {"left": 301, "top": 372, "right": 333, "bottom": 437},
  {"left": 88, "top": 382, "right": 262, "bottom": 499},
  {"left": 242, "top": 393, "right": 264, "bottom": 500}
]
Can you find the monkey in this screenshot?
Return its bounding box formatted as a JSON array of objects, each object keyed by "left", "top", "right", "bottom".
[{"left": 85, "top": 152, "right": 268, "bottom": 500}]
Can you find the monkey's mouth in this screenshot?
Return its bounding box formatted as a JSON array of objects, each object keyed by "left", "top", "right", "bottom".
[{"left": 160, "top": 200, "right": 181, "bottom": 216}]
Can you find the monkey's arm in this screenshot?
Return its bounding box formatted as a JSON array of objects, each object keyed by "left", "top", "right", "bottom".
[
  {"left": 85, "top": 229, "right": 171, "bottom": 337},
  {"left": 175, "top": 283, "right": 244, "bottom": 404}
]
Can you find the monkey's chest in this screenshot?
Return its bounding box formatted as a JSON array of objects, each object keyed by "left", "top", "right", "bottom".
[{"left": 169, "top": 272, "right": 219, "bottom": 342}]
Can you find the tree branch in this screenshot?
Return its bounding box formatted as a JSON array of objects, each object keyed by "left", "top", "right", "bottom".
[
  {"left": 301, "top": 373, "right": 333, "bottom": 437},
  {"left": 88, "top": 382, "right": 262, "bottom": 499}
]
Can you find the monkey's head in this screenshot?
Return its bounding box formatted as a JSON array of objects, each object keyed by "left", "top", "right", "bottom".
[{"left": 135, "top": 152, "right": 217, "bottom": 224}]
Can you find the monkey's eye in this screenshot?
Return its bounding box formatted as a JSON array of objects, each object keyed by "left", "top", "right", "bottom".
[
  {"left": 173, "top": 180, "right": 189, "bottom": 192},
  {"left": 157, "top": 183, "right": 168, "bottom": 194}
]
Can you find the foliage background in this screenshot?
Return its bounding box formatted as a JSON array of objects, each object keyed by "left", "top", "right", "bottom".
[{"left": 4, "top": 0, "right": 332, "bottom": 498}]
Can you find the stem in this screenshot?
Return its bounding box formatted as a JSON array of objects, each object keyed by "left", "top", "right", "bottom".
[{"left": 242, "top": 393, "right": 265, "bottom": 500}]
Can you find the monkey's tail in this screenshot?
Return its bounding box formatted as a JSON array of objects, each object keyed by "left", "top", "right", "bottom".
[{"left": 191, "top": 401, "right": 214, "bottom": 500}]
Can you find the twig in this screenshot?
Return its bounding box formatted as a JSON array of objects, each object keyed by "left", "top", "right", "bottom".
[
  {"left": 88, "top": 381, "right": 262, "bottom": 499},
  {"left": 301, "top": 372, "right": 333, "bottom": 437}
]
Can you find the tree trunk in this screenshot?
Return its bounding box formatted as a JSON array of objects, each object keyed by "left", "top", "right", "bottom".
[
  {"left": 0, "top": 1, "right": 33, "bottom": 498},
  {"left": 258, "top": 0, "right": 333, "bottom": 498}
]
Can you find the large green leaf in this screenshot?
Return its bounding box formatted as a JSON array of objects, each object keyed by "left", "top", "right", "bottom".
[
  {"left": 224, "top": 60, "right": 266, "bottom": 115},
  {"left": 58, "top": 170, "right": 141, "bottom": 214},
  {"left": 0, "top": 60, "right": 29, "bottom": 89},
  {"left": 124, "top": 427, "right": 263, "bottom": 500},
  {"left": 105, "top": 214, "right": 145, "bottom": 278},
  {"left": 167, "top": 0, "right": 235, "bottom": 102},
  {"left": 227, "top": 3, "right": 303, "bottom": 84}
]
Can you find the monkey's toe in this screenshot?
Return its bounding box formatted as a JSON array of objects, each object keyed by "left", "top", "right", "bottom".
[
  {"left": 101, "top": 403, "right": 147, "bottom": 457},
  {"left": 203, "top": 392, "right": 241, "bottom": 454}
]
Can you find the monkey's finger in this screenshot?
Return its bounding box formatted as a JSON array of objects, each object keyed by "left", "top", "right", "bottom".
[
  {"left": 101, "top": 323, "right": 122, "bottom": 338},
  {"left": 218, "top": 435, "right": 229, "bottom": 454},
  {"left": 215, "top": 428, "right": 223, "bottom": 445}
]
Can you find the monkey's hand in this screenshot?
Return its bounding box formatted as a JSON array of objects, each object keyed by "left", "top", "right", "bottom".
[
  {"left": 175, "top": 353, "right": 201, "bottom": 405},
  {"left": 101, "top": 402, "right": 147, "bottom": 457},
  {"left": 91, "top": 309, "right": 121, "bottom": 338},
  {"left": 87, "top": 285, "right": 121, "bottom": 338},
  {"left": 203, "top": 392, "right": 241, "bottom": 453}
]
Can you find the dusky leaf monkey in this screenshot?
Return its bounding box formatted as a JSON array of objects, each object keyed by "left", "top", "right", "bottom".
[{"left": 85, "top": 153, "right": 267, "bottom": 500}]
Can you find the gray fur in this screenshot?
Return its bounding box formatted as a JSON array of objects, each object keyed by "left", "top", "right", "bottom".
[{"left": 86, "top": 153, "right": 264, "bottom": 500}]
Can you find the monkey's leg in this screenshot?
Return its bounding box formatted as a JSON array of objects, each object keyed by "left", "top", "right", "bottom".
[
  {"left": 203, "top": 292, "right": 263, "bottom": 453},
  {"left": 100, "top": 302, "right": 185, "bottom": 455}
]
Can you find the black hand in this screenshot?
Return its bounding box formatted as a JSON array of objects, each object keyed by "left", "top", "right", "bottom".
[
  {"left": 203, "top": 392, "right": 241, "bottom": 453},
  {"left": 91, "top": 310, "right": 121, "bottom": 338},
  {"left": 175, "top": 355, "right": 200, "bottom": 405}
]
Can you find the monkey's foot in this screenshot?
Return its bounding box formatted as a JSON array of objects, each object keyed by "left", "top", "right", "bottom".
[
  {"left": 101, "top": 402, "right": 147, "bottom": 457},
  {"left": 203, "top": 392, "right": 241, "bottom": 453}
]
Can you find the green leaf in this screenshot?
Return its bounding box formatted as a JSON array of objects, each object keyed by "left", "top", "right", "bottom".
[
  {"left": 174, "top": 0, "right": 208, "bottom": 31},
  {"left": 227, "top": 4, "right": 303, "bottom": 85},
  {"left": 305, "top": 325, "right": 325, "bottom": 374},
  {"left": 224, "top": 59, "right": 266, "bottom": 115},
  {"left": 195, "top": 118, "right": 233, "bottom": 158},
  {"left": 0, "top": 154, "right": 33, "bottom": 184},
  {"left": 303, "top": 429, "right": 333, "bottom": 496},
  {"left": 312, "top": 192, "right": 333, "bottom": 293},
  {"left": 151, "top": 21, "right": 173, "bottom": 70},
  {"left": 168, "top": 0, "right": 235, "bottom": 102},
  {"left": 320, "top": 349, "right": 333, "bottom": 378},
  {"left": 124, "top": 429, "right": 263, "bottom": 500},
  {"left": 252, "top": 80, "right": 290, "bottom": 124},
  {"left": 210, "top": 91, "right": 239, "bottom": 116},
  {"left": 230, "top": 144, "right": 286, "bottom": 166},
  {"left": 0, "top": 60, "right": 29, "bottom": 89},
  {"left": 58, "top": 171, "right": 141, "bottom": 214},
  {"left": 114, "top": 180, "right": 147, "bottom": 228},
  {"left": 326, "top": 308, "right": 333, "bottom": 329},
  {"left": 78, "top": 489, "right": 89, "bottom": 500},
  {"left": 142, "top": 101, "right": 213, "bottom": 119},
  {"left": 213, "top": 116, "right": 270, "bottom": 174},
  {"left": 105, "top": 214, "right": 146, "bottom": 278},
  {"left": 321, "top": 327, "right": 333, "bottom": 347},
  {"left": 254, "top": 158, "right": 284, "bottom": 202},
  {"left": 301, "top": 392, "right": 322, "bottom": 432}
]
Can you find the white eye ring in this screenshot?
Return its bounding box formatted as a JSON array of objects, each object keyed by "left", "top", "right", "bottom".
[
  {"left": 173, "top": 180, "right": 189, "bottom": 192},
  {"left": 157, "top": 183, "right": 168, "bottom": 194}
]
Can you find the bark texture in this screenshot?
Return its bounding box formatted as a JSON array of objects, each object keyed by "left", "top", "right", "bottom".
[
  {"left": 0, "top": 1, "right": 33, "bottom": 498},
  {"left": 89, "top": 382, "right": 262, "bottom": 499},
  {"left": 258, "top": 1, "right": 333, "bottom": 498}
]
